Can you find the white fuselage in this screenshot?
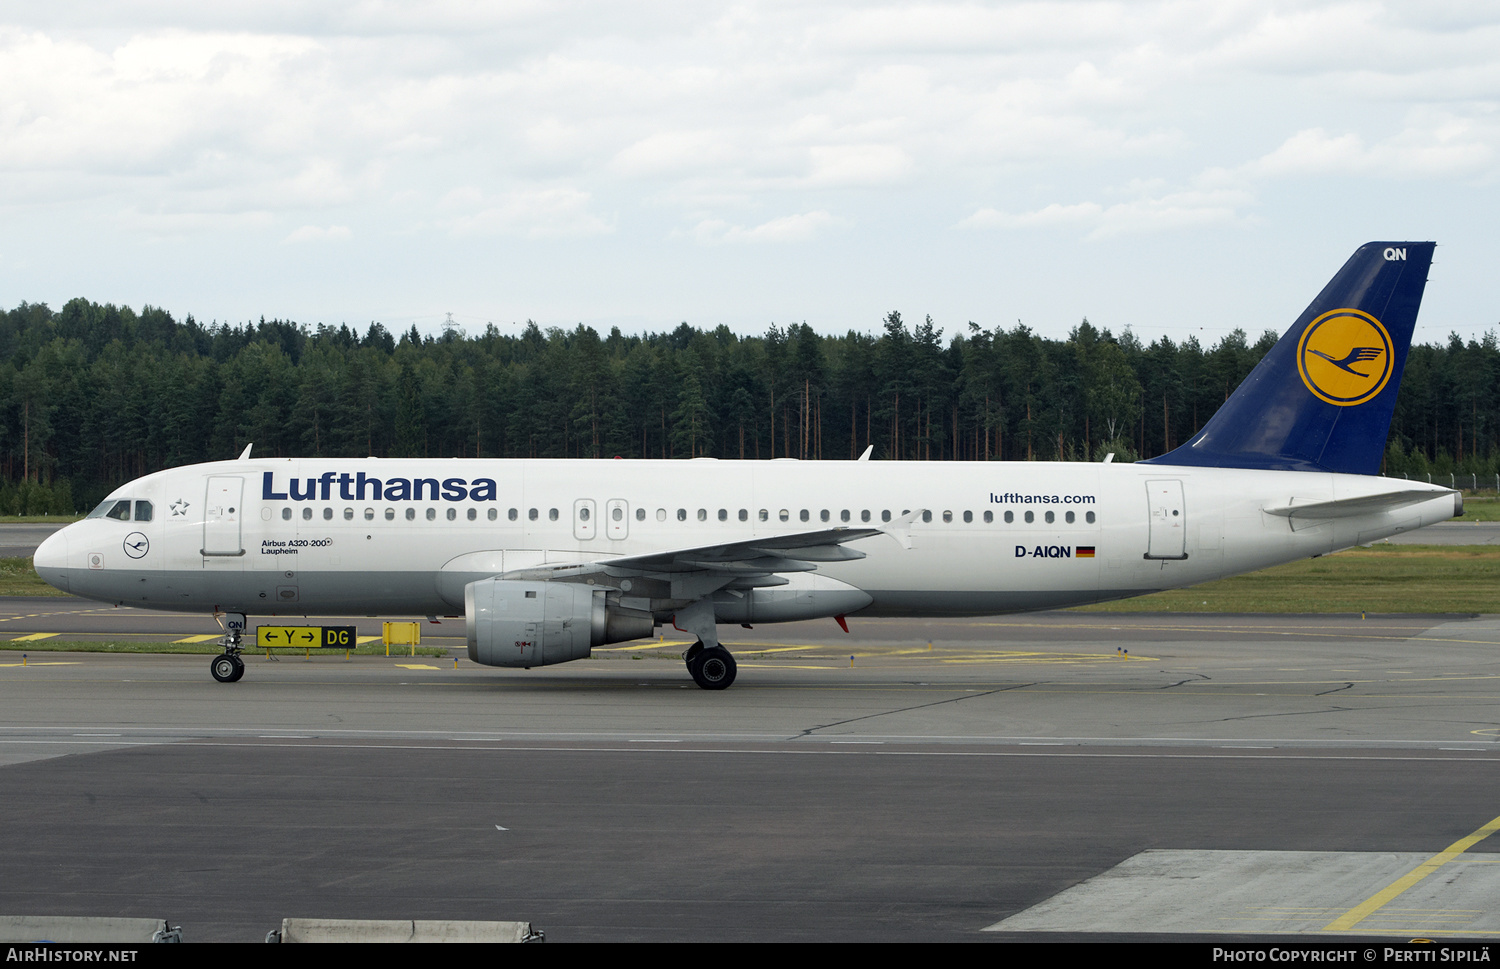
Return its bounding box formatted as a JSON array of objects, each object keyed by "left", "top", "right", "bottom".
[{"left": 33, "top": 457, "right": 1459, "bottom": 623}]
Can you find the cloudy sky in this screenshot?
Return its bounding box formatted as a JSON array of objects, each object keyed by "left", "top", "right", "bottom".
[{"left": 1, "top": 1, "right": 1495, "bottom": 343}]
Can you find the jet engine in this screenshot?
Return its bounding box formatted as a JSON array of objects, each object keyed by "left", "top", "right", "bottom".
[{"left": 465, "top": 578, "right": 655, "bottom": 668}]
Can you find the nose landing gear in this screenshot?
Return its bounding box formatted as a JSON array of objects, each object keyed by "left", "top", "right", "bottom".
[
  {"left": 210, "top": 651, "right": 244, "bottom": 683},
  {"left": 209, "top": 613, "right": 247, "bottom": 683}
]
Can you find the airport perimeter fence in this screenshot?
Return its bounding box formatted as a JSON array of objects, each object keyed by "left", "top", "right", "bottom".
[{"left": 1388, "top": 472, "right": 1500, "bottom": 493}]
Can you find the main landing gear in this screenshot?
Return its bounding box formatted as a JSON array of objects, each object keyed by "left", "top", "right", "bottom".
[
  {"left": 684, "top": 641, "right": 737, "bottom": 691},
  {"left": 210, "top": 617, "right": 246, "bottom": 683}
]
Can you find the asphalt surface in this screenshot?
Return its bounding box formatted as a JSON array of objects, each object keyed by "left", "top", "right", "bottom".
[{"left": 3, "top": 601, "right": 1500, "bottom": 942}]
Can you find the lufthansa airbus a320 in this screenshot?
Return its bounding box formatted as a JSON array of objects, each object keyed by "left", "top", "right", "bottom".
[{"left": 33, "top": 242, "right": 1458, "bottom": 690}]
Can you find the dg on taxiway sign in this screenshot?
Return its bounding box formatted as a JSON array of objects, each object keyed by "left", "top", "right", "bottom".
[{"left": 255, "top": 625, "right": 357, "bottom": 648}]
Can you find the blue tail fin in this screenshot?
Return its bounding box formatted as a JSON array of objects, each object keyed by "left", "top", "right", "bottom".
[{"left": 1143, "top": 241, "right": 1434, "bottom": 475}]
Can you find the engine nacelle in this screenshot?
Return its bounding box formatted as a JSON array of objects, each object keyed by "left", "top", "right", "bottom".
[{"left": 466, "top": 579, "right": 655, "bottom": 668}]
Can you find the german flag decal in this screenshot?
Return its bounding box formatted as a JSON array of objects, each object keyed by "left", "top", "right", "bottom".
[{"left": 1076, "top": 546, "right": 1096, "bottom": 558}]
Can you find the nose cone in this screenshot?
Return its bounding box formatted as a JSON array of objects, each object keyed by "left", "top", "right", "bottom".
[{"left": 33, "top": 527, "right": 70, "bottom": 593}]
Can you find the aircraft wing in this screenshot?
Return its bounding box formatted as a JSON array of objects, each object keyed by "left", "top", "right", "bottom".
[
  {"left": 600, "top": 526, "right": 883, "bottom": 572},
  {"left": 495, "top": 525, "right": 912, "bottom": 600},
  {"left": 499, "top": 525, "right": 884, "bottom": 592}
]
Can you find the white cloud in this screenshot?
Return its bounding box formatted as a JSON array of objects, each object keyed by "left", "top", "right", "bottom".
[
  {"left": 1247, "top": 121, "right": 1495, "bottom": 180},
  {"left": 610, "top": 129, "right": 742, "bottom": 179},
  {"left": 445, "top": 187, "right": 614, "bottom": 238},
  {"left": 689, "top": 210, "right": 843, "bottom": 245},
  {"left": 960, "top": 188, "right": 1251, "bottom": 239},
  {"left": 282, "top": 224, "right": 351, "bottom": 244},
  {"left": 4, "top": 2, "right": 1500, "bottom": 332},
  {"left": 959, "top": 202, "right": 1102, "bottom": 231},
  {"left": 803, "top": 144, "right": 913, "bottom": 187}
]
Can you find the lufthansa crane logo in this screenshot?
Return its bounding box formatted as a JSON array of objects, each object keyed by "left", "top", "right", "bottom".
[
  {"left": 1297, "top": 308, "right": 1394, "bottom": 407},
  {"left": 123, "top": 532, "right": 150, "bottom": 559}
]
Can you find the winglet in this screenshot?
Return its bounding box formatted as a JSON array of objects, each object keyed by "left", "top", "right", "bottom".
[
  {"left": 238, "top": 443, "right": 253, "bottom": 461},
  {"left": 881, "top": 509, "right": 923, "bottom": 550},
  {"left": 857, "top": 445, "right": 873, "bottom": 462}
]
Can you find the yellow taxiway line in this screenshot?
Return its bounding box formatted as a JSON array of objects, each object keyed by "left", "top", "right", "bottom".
[{"left": 1324, "top": 812, "right": 1500, "bottom": 932}]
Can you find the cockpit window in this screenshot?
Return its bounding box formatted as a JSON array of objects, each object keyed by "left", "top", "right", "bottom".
[
  {"left": 87, "top": 499, "right": 133, "bottom": 521},
  {"left": 134, "top": 501, "right": 153, "bottom": 522}
]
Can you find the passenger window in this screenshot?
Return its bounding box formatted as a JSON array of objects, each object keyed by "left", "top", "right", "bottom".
[
  {"left": 282, "top": 507, "right": 292, "bottom": 521},
  {"left": 549, "top": 508, "right": 559, "bottom": 521},
  {"left": 406, "top": 508, "right": 416, "bottom": 521},
  {"left": 840, "top": 510, "right": 850, "bottom": 523},
  {"left": 962, "top": 511, "right": 972, "bottom": 523},
  {"left": 488, "top": 508, "right": 498, "bottom": 521},
  {"left": 613, "top": 507, "right": 623, "bottom": 521},
  {"left": 447, "top": 508, "right": 457, "bottom": 521},
  {"left": 697, "top": 509, "right": 707, "bottom": 522},
  {"left": 302, "top": 507, "right": 312, "bottom": 521},
  {"left": 364, "top": 508, "right": 374, "bottom": 520},
  {"left": 344, "top": 508, "right": 354, "bottom": 520},
  {"left": 508, "top": 508, "right": 518, "bottom": 521},
  {"left": 922, "top": 511, "right": 932, "bottom": 523},
  {"left": 1066, "top": 511, "right": 1075, "bottom": 524},
  {"left": 657, "top": 508, "right": 667, "bottom": 521},
  {"left": 323, "top": 507, "right": 333, "bottom": 521},
  {"left": 1024, "top": 511, "right": 1034, "bottom": 523},
  {"left": 677, "top": 509, "right": 687, "bottom": 522},
  {"left": 799, "top": 510, "right": 809, "bottom": 522},
  {"left": 1045, "top": 510, "right": 1055, "bottom": 524},
  {"left": 861, "top": 510, "right": 870, "bottom": 523},
  {"left": 580, "top": 507, "right": 590, "bottom": 522},
  {"left": 1005, "top": 510, "right": 1014, "bottom": 523},
  {"left": 635, "top": 508, "right": 645, "bottom": 521},
  {"left": 1086, "top": 511, "right": 1096, "bottom": 524},
  {"left": 759, "top": 509, "right": 769, "bottom": 522},
  {"left": 385, "top": 508, "right": 395, "bottom": 521},
  {"left": 718, "top": 509, "right": 727, "bottom": 521},
  {"left": 529, "top": 508, "right": 538, "bottom": 521},
  {"left": 820, "top": 510, "right": 830, "bottom": 522},
  {"left": 941, "top": 511, "right": 951, "bottom": 523},
  {"left": 134, "top": 501, "right": 153, "bottom": 522},
  {"left": 467, "top": 508, "right": 476, "bottom": 521},
  {"left": 739, "top": 509, "right": 748, "bottom": 522},
  {"left": 427, "top": 508, "right": 437, "bottom": 521},
  {"left": 983, "top": 511, "right": 993, "bottom": 523},
  {"left": 881, "top": 510, "right": 891, "bottom": 523},
  {"left": 779, "top": 509, "right": 789, "bottom": 522}
]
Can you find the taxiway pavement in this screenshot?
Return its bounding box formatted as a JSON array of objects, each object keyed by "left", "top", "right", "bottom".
[{"left": 2, "top": 601, "right": 1500, "bottom": 941}]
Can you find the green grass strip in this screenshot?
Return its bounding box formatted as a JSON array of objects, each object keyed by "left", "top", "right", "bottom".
[{"left": 1073, "top": 543, "right": 1500, "bottom": 613}]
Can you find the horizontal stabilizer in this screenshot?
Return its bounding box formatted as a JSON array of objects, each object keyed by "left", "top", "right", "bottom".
[{"left": 1264, "top": 489, "right": 1456, "bottom": 519}]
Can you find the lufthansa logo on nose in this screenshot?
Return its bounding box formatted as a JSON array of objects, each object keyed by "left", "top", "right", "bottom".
[
  {"left": 1297, "top": 308, "right": 1394, "bottom": 407},
  {"left": 123, "top": 532, "right": 150, "bottom": 559}
]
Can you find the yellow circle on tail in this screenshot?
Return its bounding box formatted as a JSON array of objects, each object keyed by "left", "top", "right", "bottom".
[{"left": 1297, "top": 309, "right": 1393, "bottom": 406}]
